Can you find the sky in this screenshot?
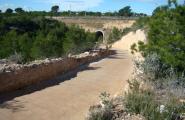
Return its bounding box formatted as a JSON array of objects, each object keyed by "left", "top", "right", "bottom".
[{"left": 0, "top": 0, "right": 184, "bottom": 15}]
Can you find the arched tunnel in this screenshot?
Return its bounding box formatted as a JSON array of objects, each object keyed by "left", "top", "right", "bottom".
[{"left": 95, "top": 31, "right": 104, "bottom": 42}]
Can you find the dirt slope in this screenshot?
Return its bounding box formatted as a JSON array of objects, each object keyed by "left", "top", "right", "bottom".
[
  {"left": 112, "top": 29, "right": 146, "bottom": 51},
  {"left": 0, "top": 29, "right": 146, "bottom": 120}
]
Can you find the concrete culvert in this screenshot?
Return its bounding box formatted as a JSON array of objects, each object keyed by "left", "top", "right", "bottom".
[{"left": 95, "top": 31, "right": 104, "bottom": 42}]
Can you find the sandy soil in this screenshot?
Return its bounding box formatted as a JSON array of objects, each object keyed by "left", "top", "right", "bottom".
[
  {"left": 112, "top": 29, "right": 146, "bottom": 51},
  {"left": 0, "top": 30, "right": 146, "bottom": 120},
  {"left": 103, "top": 20, "right": 135, "bottom": 30}
]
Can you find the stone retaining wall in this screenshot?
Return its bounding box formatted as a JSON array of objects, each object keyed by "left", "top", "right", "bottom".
[{"left": 0, "top": 50, "right": 115, "bottom": 93}]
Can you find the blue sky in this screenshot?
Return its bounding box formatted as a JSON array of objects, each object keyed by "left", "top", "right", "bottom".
[{"left": 0, "top": 0, "right": 184, "bottom": 15}]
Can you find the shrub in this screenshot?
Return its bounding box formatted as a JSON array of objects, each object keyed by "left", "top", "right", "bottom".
[
  {"left": 122, "top": 27, "right": 132, "bottom": 36},
  {"left": 131, "top": 17, "right": 149, "bottom": 31},
  {"left": 130, "top": 43, "right": 137, "bottom": 54},
  {"left": 8, "top": 52, "right": 23, "bottom": 64},
  {"left": 86, "top": 92, "right": 113, "bottom": 120},
  {"left": 99, "top": 92, "right": 113, "bottom": 109},
  {"left": 124, "top": 79, "right": 185, "bottom": 120},
  {"left": 107, "top": 27, "right": 122, "bottom": 44},
  {"left": 125, "top": 80, "right": 160, "bottom": 120},
  {"left": 138, "top": 41, "right": 146, "bottom": 52},
  {"left": 86, "top": 106, "right": 112, "bottom": 120},
  {"left": 126, "top": 51, "right": 185, "bottom": 120}
]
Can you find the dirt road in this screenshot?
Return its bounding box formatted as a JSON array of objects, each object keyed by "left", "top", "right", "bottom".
[{"left": 0, "top": 30, "right": 146, "bottom": 120}]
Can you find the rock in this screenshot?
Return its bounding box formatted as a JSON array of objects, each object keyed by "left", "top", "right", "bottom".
[
  {"left": 68, "top": 53, "right": 72, "bottom": 57},
  {"left": 31, "top": 64, "right": 38, "bottom": 68},
  {"left": 121, "top": 114, "right": 146, "bottom": 120},
  {"left": 0, "top": 59, "right": 8, "bottom": 64},
  {"left": 0, "top": 50, "right": 104, "bottom": 74},
  {"left": 179, "top": 99, "right": 185, "bottom": 103},
  {"left": 160, "top": 105, "right": 165, "bottom": 113}
]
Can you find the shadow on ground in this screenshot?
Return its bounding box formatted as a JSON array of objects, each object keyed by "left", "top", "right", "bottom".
[
  {"left": 0, "top": 100, "right": 26, "bottom": 112},
  {"left": 0, "top": 64, "right": 100, "bottom": 104}
]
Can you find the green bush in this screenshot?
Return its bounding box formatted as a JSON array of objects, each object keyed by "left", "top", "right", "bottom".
[
  {"left": 131, "top": 17, "right": 150, "bottom": 31},
  {"left": 86, "top": 107, "right": 112, "bottom": 120},
  {"left": 108, "top": 27, "right": 122, "bottom": 44},
  {"left": 138, "top": 41, "right": 146, "bottom": 52},
  {"left": 122, "top": 27, "right": 132, "bottom": 36},
  {"left": 130, "top": 43, "right": 137, "bottom": 54}
]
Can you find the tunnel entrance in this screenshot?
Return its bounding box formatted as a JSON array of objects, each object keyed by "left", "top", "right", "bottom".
[{"left": 95, "top": 31, "right": 104, "bottom": 42}]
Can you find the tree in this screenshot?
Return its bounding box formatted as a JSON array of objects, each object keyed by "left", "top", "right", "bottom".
[
  {"left": 15, "top": 7, "right": 24, "bottom": 13},
  {"left": 0, "top": 10, "right": 2, "bottom": 13},
  {"left": 5, "top": 8, "right": 13, "bottom": 14},
  {"left": 51, "top": 5, "right": 59, "bottom": 14},
  {"left": 0, "top": 30, "right": 18, "bottom": 58},
  {"left": 18, "top": 33, "right": 32, "bottom": 61},
  {"left": 118, "top": 6, "right": 133, "bottom": 17},
  {"left": 152, "top": 5, "right": 169, "bottom": 15},
  {"left": 96, "top": 12, "right": 102, "bottom": 16}
]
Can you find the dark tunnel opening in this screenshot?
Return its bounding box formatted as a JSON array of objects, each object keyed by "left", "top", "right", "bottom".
[{"left": 95, "top": 31, "right": 104, "bottom": 42}]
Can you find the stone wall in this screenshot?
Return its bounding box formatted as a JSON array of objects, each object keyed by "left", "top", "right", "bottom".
[{"left": 0, "top": 50, "right": 115, "bottom": 93}]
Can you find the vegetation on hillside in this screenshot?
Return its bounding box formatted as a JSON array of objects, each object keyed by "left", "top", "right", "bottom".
[
  {"left": 107, "top": 16, "right": 150, "bottom": 45},
  {"left": 124, "top": 53, "right": 185, "bottom": 120},
  {"left": 146, "top": 5, "right": 185, "bottom": 72},
  {"left": 129, "top": 0, "right": 185, "bottom": 119},
  {"left": 0, "top": 14, "right": 98, "bottom": 63},
  {"left": 127, "top": 1, "right": 185, "bottom": 119},
  {"left": 130, "top": 1, "right": 185, "bottom": 72},
  {"left": 107, "top": 27, "right": 122, "bottom": 44}
]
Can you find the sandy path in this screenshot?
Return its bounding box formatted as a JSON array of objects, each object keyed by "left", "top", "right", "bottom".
[{"left": 0, "top": 30, "right": 145, "bottom": 120}]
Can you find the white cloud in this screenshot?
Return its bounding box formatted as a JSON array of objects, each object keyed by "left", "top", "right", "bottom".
[
  {"left": 0, "top": 4, "right": 15, "bottom": 11},
  {"left": 0, "top": 3, "right": 30, "bottom": 12},
  {"left": 35, "top": 0, "right": 103, "bottom": 11}
]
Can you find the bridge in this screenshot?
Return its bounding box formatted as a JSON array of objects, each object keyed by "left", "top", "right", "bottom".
[{"left": 53, "top": 16, "right": 135, "bottom": 44}]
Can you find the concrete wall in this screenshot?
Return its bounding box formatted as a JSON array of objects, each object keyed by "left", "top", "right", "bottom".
[{"left": 0, "top": 50, "right": 114, "bottom": 93}]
